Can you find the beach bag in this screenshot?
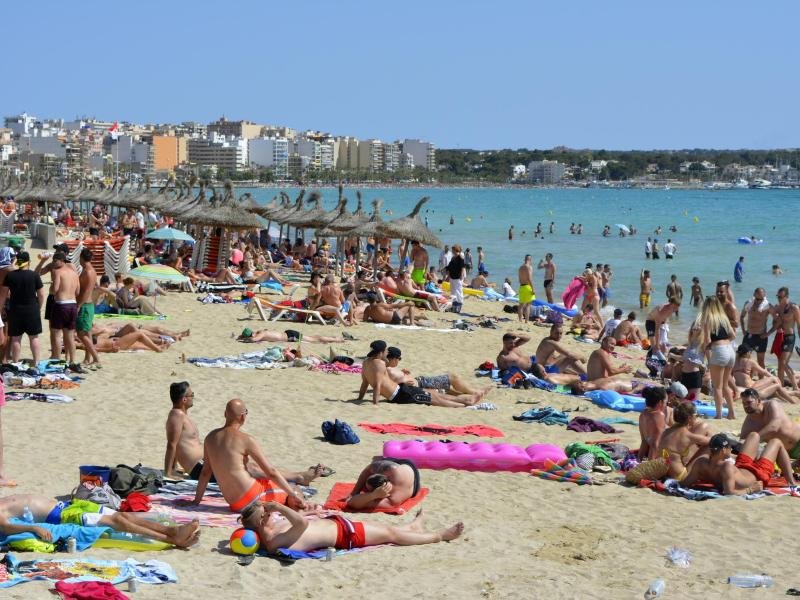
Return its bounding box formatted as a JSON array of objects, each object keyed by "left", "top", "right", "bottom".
[
  {"left": 500, "top": 367, "right": 526, "bottom": 387},
  {"left": 625, "top": 458, "right": 669, "bottom": 485},
  {"left": 321, "top": 419, "right": 360, "bottom": 445},
  {"left": 72, "top": 481, "right": 122, "bottom": 510},
  {"left": 109, "top": 464, "right": 163, "bottom": 497}
]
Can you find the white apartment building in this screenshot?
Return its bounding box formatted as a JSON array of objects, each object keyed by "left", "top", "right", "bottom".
[
  {"left": 401, "top": 139, "right": 436, "bottom": 170},
  {"left": 248, "top": 138, "right": 289, "bottom": 179},
  {"left": 294, "top": 139, "right": 321, "bottom": 170},
  {"left": 4, "top": 113, "right": 37, "bottom": 136},
  {"left": 358, "top": 139, "right": 383, "bottom": 172},
  {"left": 383, "top": 142, "right": 402, "bottom": 172}
]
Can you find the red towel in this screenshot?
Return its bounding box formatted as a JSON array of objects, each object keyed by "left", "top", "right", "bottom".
[
  {"left": 772, "top": 330, "right": 784, "bottom": 357},
  {"left": 357, "top": 422, "right": 504, "bottom": 438},
  {"left": 120, "top": 491, "right": 151, "bottom": 512},
  {"left": 323, "top": 482, "right": 429, "bottom": 514},
  {"left": 55, "top": 581, "right": 129, "bottom": 599}
]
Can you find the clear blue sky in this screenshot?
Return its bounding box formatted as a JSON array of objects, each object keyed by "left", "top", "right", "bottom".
[{"left": 5, "top": 0, "right": 799, "bottom": 150}]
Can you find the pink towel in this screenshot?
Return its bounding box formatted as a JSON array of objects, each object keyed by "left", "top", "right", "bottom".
[{"left": 55, "top": 581, "right": 129, "bottom": 600}]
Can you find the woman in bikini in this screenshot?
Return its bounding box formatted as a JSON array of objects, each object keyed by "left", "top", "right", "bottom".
[
  {"left": 733, "top": 345, "right": 799, "bottom": 403},
  {"left": 657, "top": 402, "right": 711, "bottom": 481}
]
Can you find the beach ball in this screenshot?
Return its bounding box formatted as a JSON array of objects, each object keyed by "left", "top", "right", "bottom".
[{"left": 229, "top": 528, "right": 260, "bottom": 555}]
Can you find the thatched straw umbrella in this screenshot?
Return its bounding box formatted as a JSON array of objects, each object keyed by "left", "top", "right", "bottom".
[{"left": 377, "top": 197, "right": 442, "bottom": 263}]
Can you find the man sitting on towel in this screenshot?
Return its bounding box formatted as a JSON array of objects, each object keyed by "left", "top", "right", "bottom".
[
  {"left": 240, "top": 500, "right": 463, "bottom": 553},
  {"left": 184, "top": 398, "right": 312, "bottom": 512},
  {"left": 0, "top": 494, "right": 200, "bottom": 547},
  {"left": 681, "top": 432, "right": 798, "bottom": 495},
  {"left": 346, "top": 459, "right": 421, "bottom": 510}
]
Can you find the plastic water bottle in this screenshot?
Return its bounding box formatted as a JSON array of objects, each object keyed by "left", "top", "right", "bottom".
[
  {"left": 22, "top": 506, "right": 34, "bottom": 523},
  {"left": 727, "top": 574, "right": 774, "bottom": 588},
  {"left": 324, "top": 547, "right": 335, "bottom": 562},
  {"left": 644, "top": 579, "right": 665, "bottom": 599},
  {"left": 66, "top": 537, "right": 77, "bottom": 553}
]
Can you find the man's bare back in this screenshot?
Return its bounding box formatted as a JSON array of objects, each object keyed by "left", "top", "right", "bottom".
[
  {"left": 53, "top": 265, "right": 80, "bottom": 302},
  {"left": 166, "top": 408, "right": 203, "bottom": 473}
]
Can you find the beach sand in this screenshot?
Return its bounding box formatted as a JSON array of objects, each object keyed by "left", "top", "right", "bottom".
[{"left": 3, "top": 285, "right": 798, "bottom": 599}]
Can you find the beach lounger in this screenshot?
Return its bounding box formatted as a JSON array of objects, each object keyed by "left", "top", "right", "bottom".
[
  {"left": 248, "top": 298, "right": 327, "bottom": 325},
  {"left": 376, "top": 288, "right": 449, "bottom": 312}
]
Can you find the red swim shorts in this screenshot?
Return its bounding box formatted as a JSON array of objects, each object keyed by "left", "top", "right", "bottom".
[
  {"left": 328, "top": 515, "right": 366, "bottom": 549},
  {"left": 735, "top": 454, "right": 774, "bottom": 487}
]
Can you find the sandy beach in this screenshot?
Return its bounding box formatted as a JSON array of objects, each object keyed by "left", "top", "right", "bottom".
[{"left": 3, "top": 279, "right": 799, "bottom": 600}]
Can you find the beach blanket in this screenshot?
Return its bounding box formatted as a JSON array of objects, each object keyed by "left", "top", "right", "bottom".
[
  {"left": 638, "top": 477, "right": 799, "bottom": 500},
  {"left": 95, "top": 313, "right": 166, "bottom": 321},
  {"left": 188, "top": 349, "right": 288, "bottom": 369},
  {"left": 156, "top": 480, "right": 223, "bottom": 497},
  {"left": 146, "top": 494, "right": 240, "bottom": 528},
  {"left": 323, "top": 482, "right": 429, "bottom": 514},
  {"left": 512, "top": 406, "right": 570, "bottom": 425},
  {"left": 358, "top": 422, "right": 504, "bottom": 438},
  {"left": 4, "top": 391, "right": 74, "bottom": 403},
  {"left": 312, "top": 363, "right": 363, "bottom": 375},
  {"left": 0, "top": 520, "right": 110, "bottom": 551},
  {"left": 0, "top": 554, "right": 129, "bottom": 589},
  {"left": 531, "top": 459, "right": 593, "bottom": 485},
  {"left": 567, "top": 417, "right": 620, "bottom": 433},
  {"left": 54, "top": 581, "right": 129, "bottom": 599},
  {"left": 264, "top": 545, "right": 381, "bottom": 562}
]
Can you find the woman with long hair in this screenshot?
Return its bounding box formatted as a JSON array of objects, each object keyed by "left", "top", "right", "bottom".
[{"left": 698, "top": 296, "right": 736, "bottom": 419}]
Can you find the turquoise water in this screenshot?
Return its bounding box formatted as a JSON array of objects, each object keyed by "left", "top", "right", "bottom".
[{"left": 244, "top": 186, "right": 800, "bottom": 339}]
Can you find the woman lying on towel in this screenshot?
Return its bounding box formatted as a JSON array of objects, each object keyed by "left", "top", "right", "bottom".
[
  {"left": 241, "top": 501, "right": 462, "bottom": 553},
  {"left": 79, "top": 329, "right": 174, "bottom": 353}
]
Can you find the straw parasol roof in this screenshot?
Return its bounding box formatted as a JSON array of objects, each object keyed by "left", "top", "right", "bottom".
[
  {"left": 286, "top": 191, "right": 334, "bottom": 229},
  {"left": 377, "top": 196, "right": 442, "bottom": 248},
  {"left": 346, "top": 198, "right": 385, "bottom": 238},
  {"left": 268, "top": 190, "right": 307, "bottom": 224},
  {"left": 183, "top": 181, "right": 262, "bottom": 230}
]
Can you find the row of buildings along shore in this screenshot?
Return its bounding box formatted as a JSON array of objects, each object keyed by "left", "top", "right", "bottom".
[{"left": 0, "top": 113, "right": 436, "bottom": 182}]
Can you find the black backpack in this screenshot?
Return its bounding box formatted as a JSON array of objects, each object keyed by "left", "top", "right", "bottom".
[{"left": 109, "top": 463, "right": 163, "bottom": 497}]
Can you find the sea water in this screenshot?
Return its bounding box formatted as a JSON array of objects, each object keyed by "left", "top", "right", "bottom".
[{"left": 244, "top": 186, "right": 800, "bottom": 341}]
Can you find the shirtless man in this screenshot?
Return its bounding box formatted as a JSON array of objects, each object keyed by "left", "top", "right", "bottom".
[
  {"left": 188, "top": 399, "right": 309, "bottom": 512},
  {"left": 317, "top": 275, "right": 349, "bottom": 326},
  {"left": 571, "top": 304, "right": 603, "bottom": 340},
  {"left": 0, "top": 493, "right": 199, "bottom": 547},
  {"left": 639, "top": 269, "right": 652, "bottom": 309},
  {"left": 537, "top": 253, "right": 556, "bottom": 304},
  {"left": 347, "top": 458, "right": 421, "bottom": 510},
  {"left": 363, "top": 293, "right": 422, "bottom": 326},
  {"left": 395, "top": 271, "right": 437, "bottom": 311},
  {"left": 384, "top": 346, "right": 490, "bottom": 398},
  {"left": 665, "top": 275, "right": 683, "bottom": 317},
  {"left": 768, "top": 286, "right": 800, "bottom": 390},
  {"left": 164, "top": 382, "right": 326, "bottom": 485},
  {"left": 682, "top": 432, "right": 797, "bottom": 495},
  {"left": 612, "top": 312, "right": 644, "bottom": 346},
  {"left": 49, "top": 251, "right": 81, "bottom": 369},
  {"left": 358, "top": 340, "right": 480, "bottom": 407},
  {"left": 517, "top": 255, "right": 534, "bottom": 323},
  {"left": 76, "top": 248, "right": 100, "bottom": 367},
  {"left": 532, "top": 325, "right": 587, "bottom": 375},
  {"left": 240, "top": 501, "right": 463, "bottom": 553},
  {"left": 638, "top": 386, "right": 670, "bottom": 460},
  {"left": 715, "top": 280, "right": 739, "bottom": 333},
  {"left": 740, "top": 388, "right": 800, "bottom": 463},
  {"left": 409, "top": 240, "right": 428, "bottom": 287},
  {"left": 237, "top": 327, "right": 349, "bottom": 344},
  {"left": 645, "top": 298, "right": 680, "bottom": 359},
  {"left": 740, "top": 288, "right": 771, "bottom": 368},
  {"left": 35, "top": 245, "right": 75, "bottom": 362},
  {"left": 587, "top": 336, "right": 633, "bottom": 383}
]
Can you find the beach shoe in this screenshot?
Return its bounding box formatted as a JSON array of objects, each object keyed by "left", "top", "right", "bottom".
[
  {"left": 68, "top": 363, "right": 86, "bottom": 374},
  {"left": 342, "top": 332, "right": 357, "bottom": 341},
  {"left": 237, "top": 554, "right": 255, "bottom": 566},
  {"left": 467, "top": 402, "right": 498, "bottom": 411},
  {"left": 310, "top": 464, "right": 336, "bottom": 478}
]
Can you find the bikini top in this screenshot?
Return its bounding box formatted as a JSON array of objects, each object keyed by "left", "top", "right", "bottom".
[{"left": 710, "top": 325, "right": 730, "bottom": 342}]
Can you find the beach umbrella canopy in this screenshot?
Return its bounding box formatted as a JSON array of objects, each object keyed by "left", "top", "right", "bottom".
[
  {"left": 377, "top": 197, "right": 442, "bottom": 248},
  {"left": 129, "top": 264, "right": 189, "bottom": 283},
  {"left": 346, "top": 198, "right": 385, "bottom": 238},
  {"left": 268, "top": 191, "right": 307, "bottom": 224},
  {"left": 145, "top": 226, "right": 195, "bottom": 242},
  {"left": 615, "top": 223, "right": 631, "bottom": 233}
]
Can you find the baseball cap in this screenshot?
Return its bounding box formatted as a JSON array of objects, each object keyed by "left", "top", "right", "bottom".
[
  {"left": 53, "top": 242, "right": 69, "bottom": 253},
  {"left": 709, "top": 433, "right": 731, "bottom": 451},
  {"left": 386, "top": 347, "right": 402, "bottom": 359},
  {"left": 367, "top": 340, "right": 387, "bottom": 357},
  {"left": 240, "top": 327, "right": 253, "bottom": 339},
  {"left": 669, "top": 381, "right": 688, "bottom": 399},
  {"left": 16, "top": 251, "right": 30, "bottom": 265}
]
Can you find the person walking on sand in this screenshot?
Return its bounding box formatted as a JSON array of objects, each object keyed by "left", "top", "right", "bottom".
[
  {"left": 768, "top": 286, "right": 800, "bottom": 391},
  {"left": 76, "top": 248, "right": 100, "bottom": 368},
  {"left": 537, "top": 253, "right": 556, "bottom": 304},
  {"left": 518, "top": 255, "right": 534, "bottom": 323}
]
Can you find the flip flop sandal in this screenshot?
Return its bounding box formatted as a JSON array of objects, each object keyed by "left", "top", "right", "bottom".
[
  {"left": 311, "top": 464, "right": 335, "bottom": 477},
  {"left": 237, "top": 554, "right": 255, "bottom": 566}
]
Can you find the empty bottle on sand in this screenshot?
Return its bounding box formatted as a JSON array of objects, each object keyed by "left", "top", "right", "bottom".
[
  {"left": 643, "top": 579, "right": 665, "bottom": 599},
  {"left": 727, "top": 574, "right": 774, "bottom": 588}
]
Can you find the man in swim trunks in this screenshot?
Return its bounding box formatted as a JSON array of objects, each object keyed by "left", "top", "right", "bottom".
[
  {"left": 645, "top": 298, "right": 680, "bottom": 360},
  {"left": 237, "top": 327, "right": 347, "bottom": 344},
  {"left": 409, "top": 240, "right": 428, "bottom": 286},
  {"left": 347, "top": 458, "right": 421, "bottom": 510},
  {"left": 739, "top": 287, "right": 771, "bottom": 368},
  {"left": 49, "top": 251, "right": 82, "bottom": 370},
  {"left": 682, "top": 432, "right": 797, "bottom": 495},
  {"left": 537, "top": 253, "right": 556, "bottom": 304},
  {"left": 76, "top": 248, "right": 100, "bottom": 368},
  {"left": 517, "top": 254, "right": 535, "bottom": 323},
  {"left": 187, "top": 398, "right": 311, "bottom": 512},
  {"left": 532, "top": 324, "right": 587, "bottom": 375},
  {"left": 0, "top": 494, "right": 200, "bottom": 547},
  {"left": 587, "top": 336, "right": 633, "bottom": 382},
  {"left": 358, "top": 340, "right": 480, "bottom": 407},
  {"left": 639, "top": 269, "right": 652, "bottom": 308},
  {"left": 241, "top": 500, "right": 463, "bottom": 553},
  {"left": 384, "top": 346, "right": 490, "bottom": 397},
  {"left": 740, "top": 388, "right": 800, "bottom": 463},
  {"left": 767, "top": 286, "right": 800, "bottom": 390}
]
